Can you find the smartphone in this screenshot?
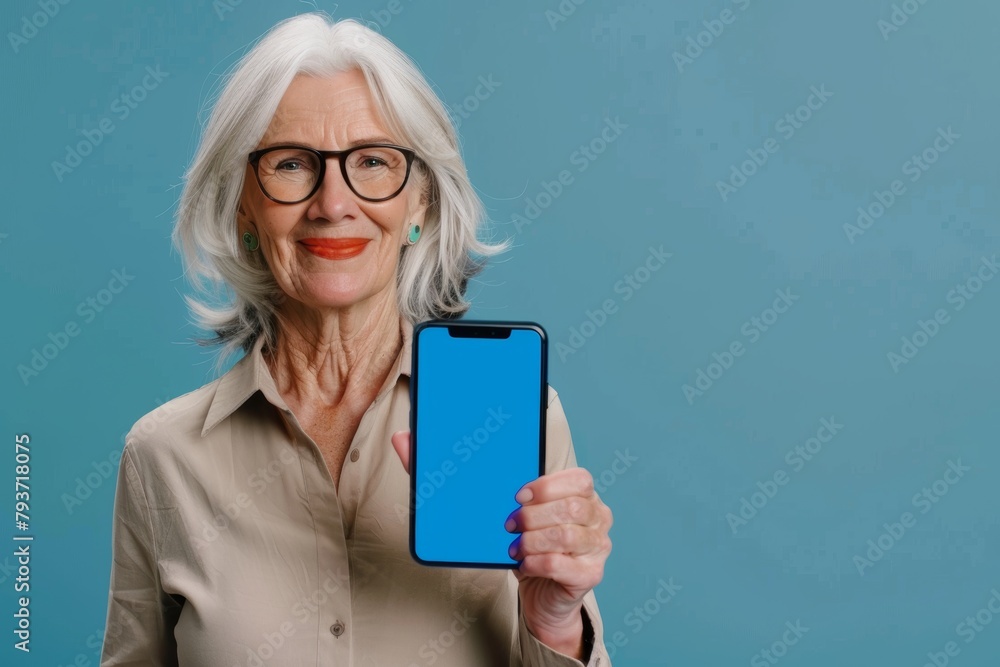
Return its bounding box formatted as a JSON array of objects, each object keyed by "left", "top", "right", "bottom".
[{"left": 409, "top": 319, "right": 547, "bottom": 568}]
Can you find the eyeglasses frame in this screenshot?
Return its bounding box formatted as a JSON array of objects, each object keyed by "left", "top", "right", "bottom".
[{"left": 247, "top": 142, "right": 418, "bottom": 204}]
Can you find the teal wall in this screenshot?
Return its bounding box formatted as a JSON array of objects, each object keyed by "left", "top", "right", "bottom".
[{"left": 3, "top": 1, "right": 999, "bottom": 665}]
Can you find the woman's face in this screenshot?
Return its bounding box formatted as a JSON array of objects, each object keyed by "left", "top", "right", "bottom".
[{"left": 239, "top": 69, "right": 425, "bottom": 315}]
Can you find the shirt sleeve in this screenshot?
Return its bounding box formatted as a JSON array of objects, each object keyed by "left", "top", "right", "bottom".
[
  {"left": 517, "top": 387, "right": 613, "bottom": 667},
  {"left": 100, "top": 443, "right": 182, "bottom": 666}
]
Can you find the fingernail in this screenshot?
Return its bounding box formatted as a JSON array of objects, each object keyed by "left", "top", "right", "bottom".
[
  {"left": 508, "top": 542, "right": 518, "bottom": 559},
  {"left": 505, "top": 518, "right": 516, "bottom": 532},
  {"left": 515, "top": 488, "right": 533, "bottom": 504}
]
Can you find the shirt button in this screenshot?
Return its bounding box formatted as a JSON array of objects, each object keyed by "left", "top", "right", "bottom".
[
  {"left": 330, "top": 621, "right": 345, "bottom": 637},
  {"left": 350, "top": 449, "right": 360, "bottom": 463}
]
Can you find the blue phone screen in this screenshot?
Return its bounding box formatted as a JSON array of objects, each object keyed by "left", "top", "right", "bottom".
[{"left": 412, "top": 325, "right": 544, "bottom": 566}]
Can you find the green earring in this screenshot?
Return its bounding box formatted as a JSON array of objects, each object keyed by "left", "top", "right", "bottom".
[
  {"left": 242, "top": 231, "right": 259, "bottom": 251},
  {"left": 407, "top": 224, "right": 421, "bottom": 245}
]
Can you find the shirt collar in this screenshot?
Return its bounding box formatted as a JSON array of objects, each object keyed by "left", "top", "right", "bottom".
[{"left": 202, "top": 314, "right": 414, "bottom": 438}]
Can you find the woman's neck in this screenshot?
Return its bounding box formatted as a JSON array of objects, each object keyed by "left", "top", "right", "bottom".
[{"left": 263, "top": 300, "right": 403, "bottom": 413}]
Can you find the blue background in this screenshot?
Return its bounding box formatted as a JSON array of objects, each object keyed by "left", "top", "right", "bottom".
[
  {"left": 412, "top": 325, "right": 542, "bottom": 566},
  {"left": 3, "top": 0, "right": 999, "bottom": 665}
]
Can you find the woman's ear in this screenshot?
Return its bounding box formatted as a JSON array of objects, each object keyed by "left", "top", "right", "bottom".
[
  {"left": 236, "top": 202, "right": 260, "bottom": 246},
  {"left": 403, "top": 171, "right": 429, "bottom": 229},
  {"left": 236, "top": 199, "right": 256, "bottom": 232}
]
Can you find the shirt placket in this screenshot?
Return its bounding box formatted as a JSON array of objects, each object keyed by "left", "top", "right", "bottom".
[
  {"left": 335, "top": 391, "right": 389, "bottom": 537},
  {"left": 278, "top": 406, "right": 356, "bottom": 664}
]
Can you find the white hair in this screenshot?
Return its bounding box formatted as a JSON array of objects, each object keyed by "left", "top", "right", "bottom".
[{"left": 173, "top": 12, "right": 510, "bottom": 374}]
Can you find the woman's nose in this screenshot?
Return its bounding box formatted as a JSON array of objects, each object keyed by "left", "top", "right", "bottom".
[{"left": 308, "top": 159, "right": 359, "bottom": 219}]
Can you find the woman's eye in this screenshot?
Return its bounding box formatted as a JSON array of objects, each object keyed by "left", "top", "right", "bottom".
[
  {"left": 359, "top": 156, "right": 388, "bottom": 168},
  {"left": 276, "top": 160, "right": 303, "bottom": 171}
]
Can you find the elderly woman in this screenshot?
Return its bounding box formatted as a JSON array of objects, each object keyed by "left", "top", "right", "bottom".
[{"left": 100, "top": 13, "right": 613, "bottom": 667}]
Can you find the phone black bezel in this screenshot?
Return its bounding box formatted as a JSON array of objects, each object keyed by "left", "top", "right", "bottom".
[{"left": 408, "top": 318, "right": 548, "bottom": 569}]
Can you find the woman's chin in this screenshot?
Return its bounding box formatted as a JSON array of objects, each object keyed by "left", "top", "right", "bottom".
[{"left": 290, "top": 282, "right": 376, "bottom": 311}]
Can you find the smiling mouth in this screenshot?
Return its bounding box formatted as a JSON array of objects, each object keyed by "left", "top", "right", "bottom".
[{"left": 299, "top": 238, "right": 370, "bottom": 260}]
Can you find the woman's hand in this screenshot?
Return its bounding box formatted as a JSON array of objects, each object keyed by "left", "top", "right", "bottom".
[
  {"left": 391, "top": 431, "right": 614, "bottom": 660},
  {"left": 504, "top": 467, "right": 613, "bottom": 658}
]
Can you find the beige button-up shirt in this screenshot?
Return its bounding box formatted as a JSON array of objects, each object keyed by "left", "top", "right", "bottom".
[{"left": 100, "top": 314, "right": 611, "bottom": 666}]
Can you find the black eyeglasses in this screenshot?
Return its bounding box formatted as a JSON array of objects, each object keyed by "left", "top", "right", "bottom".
[{"left": 247, "top": 143, "right": 417, "bottom": 204}]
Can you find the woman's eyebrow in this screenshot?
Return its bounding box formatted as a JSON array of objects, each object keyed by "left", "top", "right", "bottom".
[
  {"left": 258, "top": 136, "right": 399, "bottom": 150},
  {"left": 347, "top": 135, "right": 397, "bottom": 146}
]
